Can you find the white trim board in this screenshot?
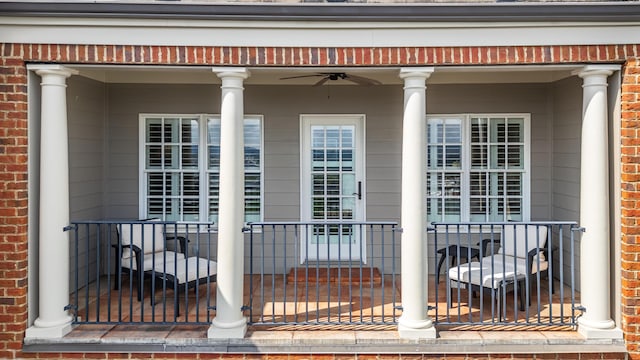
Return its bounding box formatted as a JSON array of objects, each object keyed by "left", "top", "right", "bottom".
[{"left": 2, "top": 17, "right": 640, "bottom": 47}]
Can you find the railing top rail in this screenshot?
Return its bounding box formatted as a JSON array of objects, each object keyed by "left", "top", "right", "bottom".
[
  {"left": 69, "top": 220, "right": 215, "bottom": 226},
  {"left": 430, "top": 221, "right": 579, "bottom": 226},
  {"left": 247, "top": 221, "right": 399, "bottom": 226}
]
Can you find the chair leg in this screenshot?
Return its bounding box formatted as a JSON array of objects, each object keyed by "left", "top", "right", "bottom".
[
  {"left": 436, "top": 254, "right": 446, "bottom": 284},
  {"left": 517, "top": 280, "right": 527, "bottom": 312},
  {"left": 137, "top": 271, "right": 144, "bottom": 302}
]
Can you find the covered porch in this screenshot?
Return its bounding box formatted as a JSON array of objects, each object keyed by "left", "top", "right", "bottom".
[{"left": 24, "top": 64, "right": 622, "bottom": 342}]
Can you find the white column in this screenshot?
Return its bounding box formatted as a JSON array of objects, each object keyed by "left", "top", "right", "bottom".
[
  {"left": 208, "top": 67, "right": 249, "bottom": 339},
  {"left": 397, "top": 67, "right": 436, "bottom": 339},
  {"left": 25, "top": 65, "right": 78, "bottom": 339},
  {"left": 576, "top": 65, "right": 623, "bottom": 339}
]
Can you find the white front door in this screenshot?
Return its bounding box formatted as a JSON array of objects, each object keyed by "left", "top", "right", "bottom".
[{"left": 301, "top": 115, "right": 366, "bottom": 263}]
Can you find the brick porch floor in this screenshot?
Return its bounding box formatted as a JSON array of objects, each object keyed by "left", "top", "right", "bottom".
[{"left": 21, "top": 275, "right": 627, "bottom": 354}]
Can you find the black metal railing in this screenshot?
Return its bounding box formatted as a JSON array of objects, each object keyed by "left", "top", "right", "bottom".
[
  {"left": 430, "top": 221, "right": 581, "bottom": 328},
  {"left": 246, "top": 221, "right": 400, "bottom": 326},
  {"left": 66, "top": 220, "right": 217, "bottom": 325}
]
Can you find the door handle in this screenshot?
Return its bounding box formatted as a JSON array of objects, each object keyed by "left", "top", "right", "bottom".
[{"left": 353, "top": 181, "right": 362, "bottom": 200}]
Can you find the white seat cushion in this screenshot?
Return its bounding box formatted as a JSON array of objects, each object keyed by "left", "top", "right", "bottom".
[
  {"left": 500, "top": 224, "right": 548, "bottom": 258},
  {"left": 120, "top": 221, "right": 166, "bottom": 259},
  {"left": 149, "top": 257, "right": 217, "bottom": 285},
  {"left": 448, "top": 255, "right": 548, "bottom": 289},
  {"left": 120, "top": 250, "right": 185, "bottom": 271}
]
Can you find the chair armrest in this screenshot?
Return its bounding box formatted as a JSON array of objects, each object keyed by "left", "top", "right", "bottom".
[
  {"left": 526, "top": 247, "right": 548, "bottom": 275},
  {"left": 113, "top": 243, "right": 144, "bottom": 272},
  {"left": 478, "top": 238, "right": 501, "bottom": 257},
  {"left": 165, "top": 235, "right": 189, "bottom": 255}
]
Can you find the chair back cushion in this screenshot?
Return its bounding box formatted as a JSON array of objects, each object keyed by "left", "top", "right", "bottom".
[
  {"left": 498, "top": 224, "right": 548, "bottom": 259},
  {"left": 120, "top": 221, "right": 165, "bottom": 258}
]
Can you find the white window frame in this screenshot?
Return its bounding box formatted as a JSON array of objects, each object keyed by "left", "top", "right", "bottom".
[
  {"left": 139, "top": 113, "right": 264, "bottom": 225},
  {"left": 426, "top": 113, "right": 531, "bottom": 223}
]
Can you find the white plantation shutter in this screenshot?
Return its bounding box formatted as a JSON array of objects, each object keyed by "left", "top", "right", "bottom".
[
  {"left": 144, "top": 117, "right": 200, "bottom": 221},
  {"left": 427, "top": 114, "right": 529, "bottom": 223}
]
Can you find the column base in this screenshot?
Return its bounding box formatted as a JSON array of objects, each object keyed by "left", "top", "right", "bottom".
[
  {"left": 578, "top": 318, "right": 623, "bottom": 339},
  {"left": 397, "top": 316, "right": 437, "bottom": 339},
  {"left": 208, "top": 317, "right": 248, "bottom": 339},
  {"left": 25, "top": 317, "right": 74, "bottom": 339}
]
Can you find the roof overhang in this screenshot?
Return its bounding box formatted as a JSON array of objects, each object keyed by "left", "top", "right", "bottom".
[{"left": 1, "top": 1, "right": 640, "bottom": 23}]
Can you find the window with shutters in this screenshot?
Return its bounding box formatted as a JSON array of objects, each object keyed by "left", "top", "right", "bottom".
[
  {"left": 140, "top": 114, "right": 263, "bottom": 223},
  {"left": 426, "top": 114, "right": 530, "bottom": 223}
]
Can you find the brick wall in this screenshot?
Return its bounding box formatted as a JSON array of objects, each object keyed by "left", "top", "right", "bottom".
[
  {"left": 0, "top": 45, "right": 29, "bottom": 360},
  {"left": 621, "top": 58, "right": 640, "bottom": 360},
  {"left": 1, "top": 44, "right": 637, "bottom": 66},
  {"left": 0, "top": 43, "right": 638, "bottom": 359}
]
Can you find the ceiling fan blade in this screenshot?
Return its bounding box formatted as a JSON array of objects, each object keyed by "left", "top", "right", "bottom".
[
  {"left": 279, "top": 74, "right": 324, "bottom": 80},
  {"left": 344, "top": 74, "right": 382, "bottom": 86},
  {"left": 313, "top": 77, "right": 330, "bottom": 86}
]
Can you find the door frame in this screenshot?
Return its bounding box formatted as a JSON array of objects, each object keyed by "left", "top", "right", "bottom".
[{"left": 299, "top": 114, "right": 367, "bottom": 263}]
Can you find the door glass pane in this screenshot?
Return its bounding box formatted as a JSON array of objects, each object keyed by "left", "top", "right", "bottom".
[
  {"left": 342, "top": 173, "right": 355, "bottom": 196},
  {"left": 342, "top": 198, "right": 354, "bottom": 220}
]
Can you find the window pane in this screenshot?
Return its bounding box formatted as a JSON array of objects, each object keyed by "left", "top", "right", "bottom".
[
  {"left": 427, "top": 145, "right": 443, "bottom": 169},
  {"left": 470, "top": 145, "right": 487, "bottom": 169},
  {"left": 164, "top": 145, "right": 179, "bottom": 169},
  {"left": 507, "top": 145, "right": 524, "bottom": 169},
  {"left": 490, "top": 118, "right": 506, "bottom": 143},
  {"left": 165, "top": 197, "right": 180, "bottom": 221},
  {"left": 182, "top": 145, "right": 198, "bottom": 169},
  {"left": 208, "top": 145, "right": 220, "bottom": 169},
  {"left": 427, "top": 198, "right": 442, "bottom": 222},
  {"left": 507, "top": 119, "right": 523, "bottom": 142},
  {"left": 147, "top": 198, "right": 164, "bottom": 218},
  {"left": 506, "top": 173, "right": 522, "bottom": 196},
  {"left": 183, "top": 173, "right": 199, "bottom": 197},
  {"left": 470, "top": 172, "right": 487, "bottom": 196},
  {"left": 181, "top": 118, "right": 199, "bottom": 143},
  {"left": 444, "top": 199, "right": 461, "bottom": 221},
  {"left": 146, "top": 119, "right": 162, "bottom": 143},
  {"left": 207, "top": 118, "right": 221, "bottom": 143},
  {"left": 164, "top": 118, "right": 179, "bottom": 143},
  {"left": 445, "top": 145, "right": 461, "bottom": 168},
  {"left": 245, "top": 145, "right": 260, "bottom": 169},
  {"left": 471, "top": 118, "right": 488, "bottom": 143},
  {"left": 507, "top": 198, "right": 523, "bottom": 221},
  {"left": 470, "top": 197, "right": 487, "bottom": 222},
  {"left": 490, "top": 145, "right": 506, "bottom": 169},
  {"left": 146, "top": 145, "right": 162, "bottom": 169},
  {"left": 183, "top": 197, "right": 199, "bottom": 221}
]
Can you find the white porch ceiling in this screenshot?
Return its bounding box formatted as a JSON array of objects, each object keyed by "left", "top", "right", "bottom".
[{"left": 75, "top": 65, "right": 580, "bottom": 85}]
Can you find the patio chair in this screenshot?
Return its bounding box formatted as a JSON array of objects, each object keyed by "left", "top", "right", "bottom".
[
  {"left": 114, "top": 219, "right": 217, "bottom": 315},
  {"left": 446, "top": 224, "right": 549, "bottom": 319},
  {"left": 113, "top": 219, "right": 187, "bottom": 299}
]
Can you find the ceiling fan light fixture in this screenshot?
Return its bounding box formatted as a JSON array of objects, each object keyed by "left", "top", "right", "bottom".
[{"left": 279, "top": 72, "right": 380, "bottom": 86}]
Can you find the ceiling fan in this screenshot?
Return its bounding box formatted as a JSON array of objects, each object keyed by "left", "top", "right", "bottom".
[{"left": 279, "top": 72, "right": 382, "bottom": 86}]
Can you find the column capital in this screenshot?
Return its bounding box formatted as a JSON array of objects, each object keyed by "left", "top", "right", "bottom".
[
  {"left": 400, "top": 67, "right": 434, "bottom": 80},
  {"left": 28, "top": 64, "right": 78, "bottom": 78},
  {"left": 573, "top": 64, "right": 620, "bottom": 80},
  {"left": 212, "top": 67, "right": 250, "bottom": 80}
]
